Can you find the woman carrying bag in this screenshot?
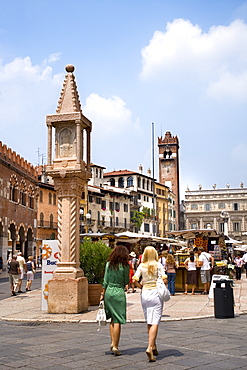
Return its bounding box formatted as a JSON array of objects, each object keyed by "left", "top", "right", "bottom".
[
  {"left": 100, "top": 245, "right": 129, "bottom": 356},
  {"left": 133, "top": 246, "right": 167, "bottom": 362},
  {"left": 165, "top": 253, "right": 177, "bottom": 296}
]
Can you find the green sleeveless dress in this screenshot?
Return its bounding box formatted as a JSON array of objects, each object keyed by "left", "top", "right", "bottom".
[{"left": 103, "top": 262, "right": 129, "bottom": 324}]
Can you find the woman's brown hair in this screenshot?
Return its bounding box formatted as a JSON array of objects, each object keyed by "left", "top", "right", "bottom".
[
  {"left": 166, "top": 253, "right": 175, "bottom": 264},
  {"left": 108, "top": 245, "right": 129, "bottom": 269}
]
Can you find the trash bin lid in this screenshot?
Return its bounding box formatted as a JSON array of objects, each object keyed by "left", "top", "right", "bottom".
[{"left": 213, "top": 279, "right": 233, "bottom": 284}]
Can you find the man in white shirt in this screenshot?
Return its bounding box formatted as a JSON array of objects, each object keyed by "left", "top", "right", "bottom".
[
  {"left": 242, "top": 252, "right": 247, "bottom": 278},
  {"left": 197, "top": 247, "right": 214, "bottom": 295},
  {"left": 17, "top": 252, "right": 26, "bottom": 293}
]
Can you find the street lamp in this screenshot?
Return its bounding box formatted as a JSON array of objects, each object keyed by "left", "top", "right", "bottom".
[{"left": 86, "top": 213, "right": 91, "bottom": 233}]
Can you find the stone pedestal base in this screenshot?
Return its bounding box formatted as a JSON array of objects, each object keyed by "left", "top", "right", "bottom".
[{"left": 47, "top": 277, "right": 88, "bottom": 313}]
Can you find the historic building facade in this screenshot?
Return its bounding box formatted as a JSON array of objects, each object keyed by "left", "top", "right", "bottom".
[
  {"left": 0, "top": 141, "right": 38, "bottom": 266},
  {"left": 80, "top": 164, "right": 132, "bottom": 234},
  {"left": 103, "top": 167, "right": 157, "bottom": 235},
  {"left": 155, "top": 182, "right": 176, "bottom": 237},
  {"left": 184, "top": 184, "right": 247, "bottom": 242}
]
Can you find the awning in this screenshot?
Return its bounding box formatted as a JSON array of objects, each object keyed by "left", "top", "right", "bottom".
[
  {"left": 167, "top": 229, "right": 219, "bottom": 239},
  {"left": 225, "top": 237, "right": 243, "bottom": 245},
  {"left": 80, "top": 233, "right": 116, "bottom": 239},
  {"left": 234, "top": 245, "right": 247, "bottom": 252}
]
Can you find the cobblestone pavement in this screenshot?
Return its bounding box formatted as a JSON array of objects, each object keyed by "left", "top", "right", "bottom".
[{"left": 0, "top": 315, "right": 247, "bottom": 369}]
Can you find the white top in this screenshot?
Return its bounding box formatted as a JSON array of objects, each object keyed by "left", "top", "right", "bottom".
[
  {"left": 242, "top": 253, "right": 247, "bottom": 263},
  {"left": 199, "top": 252, "right": 211, "bottom": 271},
  {"left": 159, "top": 256, "right": 166, "bottom": 266},
  {"left": 185, "top": 258, "right": 197, "bottom": 271},
  {"left": 17, "top": 256, "right": 25, "bottom": 269},
  {"left": 133, "top": 262, "right": 166, "bottom": 290}
]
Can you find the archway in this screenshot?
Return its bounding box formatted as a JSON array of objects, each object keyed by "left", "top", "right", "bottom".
[
  {"left": 18, "top": 226, "right": 25, "bottom": 254},
  {"left": 0, "top": 222, "right": 3, "bottom": 269},
  {"left": 9, "top": 223, "right": 16, "bottom": 255},
  {"left": 24, "top": 228, "right": 33, "bottom": 259}
]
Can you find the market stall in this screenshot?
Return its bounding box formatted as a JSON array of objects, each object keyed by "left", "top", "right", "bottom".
[{"left": 168, "top": 229, "right": 224, "bottom": 292}]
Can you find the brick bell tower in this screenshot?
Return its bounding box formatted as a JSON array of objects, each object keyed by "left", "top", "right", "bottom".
[{"left": 158, "top": 131, "right": 180, "bottom": 230}]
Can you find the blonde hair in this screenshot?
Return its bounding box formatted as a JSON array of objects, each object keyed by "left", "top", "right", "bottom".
[
  {"left": 142, "top": 246, "right": 158, "bottom": 275},
  {"left": 28, "top": 256, "right": 34, "bottom": 261},
  {"left": 166, "top": 253, "right": 175, "bottom": 264}
]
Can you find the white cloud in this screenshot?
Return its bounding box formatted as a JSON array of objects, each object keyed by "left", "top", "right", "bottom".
[
  {"left": 83, "top": 93, "right": 140, "bottom": 137},
  {"left": 0, "top": 56, "right": 63, "bottom": 164},
  {"left": 140, "top": 18, "right": 247, "bottom": 100}
]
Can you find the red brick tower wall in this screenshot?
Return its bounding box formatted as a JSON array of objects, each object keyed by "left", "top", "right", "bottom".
[{"left": 158, "top": 131, "right": 180, "bottom": 230}]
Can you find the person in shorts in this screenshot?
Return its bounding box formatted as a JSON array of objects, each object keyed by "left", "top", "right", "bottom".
[
  {"left": 8, "top": 255, "right": 20, "bottom": 296},
  {"left": 17, "top": 252, "right": 26, "bottom": 293},
  {"left": 197, "top": 247, "right": 214, "bottom": 295},
  {"left": 242, "top": 252, "right": 247, "bottom": 278}
]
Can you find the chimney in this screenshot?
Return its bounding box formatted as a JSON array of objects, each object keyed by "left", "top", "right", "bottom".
[
  {"left": 139, "top": 164, "right": 143, "bottom": 174},
  {"left": 147, "top": 168, "right": 151, "bottom": 177}
]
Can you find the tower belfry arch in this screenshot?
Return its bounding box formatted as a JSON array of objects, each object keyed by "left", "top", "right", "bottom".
[{"left": 46, "top": 64, "right": 92, "bottom": 313}]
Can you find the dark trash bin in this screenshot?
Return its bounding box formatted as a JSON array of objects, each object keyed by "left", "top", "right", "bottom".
[{"left": 213, "top": 279, "right": 234, "bottom": 319}]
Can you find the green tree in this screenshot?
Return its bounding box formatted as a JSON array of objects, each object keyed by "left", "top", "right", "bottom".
[
  {"left": 131, "top": 210, "right": 144, "bottom": 230},
  {"left": 80, "top": 238, "right": 111, "bottom": 284}
]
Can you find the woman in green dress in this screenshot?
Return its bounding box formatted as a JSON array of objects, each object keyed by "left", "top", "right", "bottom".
[{"left": 101, "top": 245, "right": 129, "bottom": 356}]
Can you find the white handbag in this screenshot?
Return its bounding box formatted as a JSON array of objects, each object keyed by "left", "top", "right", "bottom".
[
  {"left": 96, "top": 300, "right": 107, "bottom": 331},
  {"left": 156, "top": 268, "right": 170, "bottom": 302}
]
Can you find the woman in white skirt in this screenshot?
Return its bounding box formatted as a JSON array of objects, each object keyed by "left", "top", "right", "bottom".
[
  {"left": 25, "top": 256, "right": 35, "bottom": 291},
  {"left": 133, "top": 246, "right": 167, "bottom": 362}
]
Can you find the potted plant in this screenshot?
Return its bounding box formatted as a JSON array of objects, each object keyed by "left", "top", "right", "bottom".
[{"left": 80, "top": 238, "right": 111, "bottom": 306}]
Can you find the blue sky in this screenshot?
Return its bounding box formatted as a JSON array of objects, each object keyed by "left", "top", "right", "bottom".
[{"left": 1, "top": 0, "right": 247, "bottom": 199}]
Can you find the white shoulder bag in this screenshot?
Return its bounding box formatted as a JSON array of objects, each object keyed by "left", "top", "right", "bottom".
[
  {"left": 156, "top": 267, "right": 170, "bottom": 302},
  {"left": 96, "top": 300, "right": 107, "bottom": 331}
]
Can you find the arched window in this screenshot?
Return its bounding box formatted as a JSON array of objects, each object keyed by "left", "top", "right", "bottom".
[
  {"left": 127, "top": 176, "right": 133, "bottom": 187},
  {"left": 147, "top": 180, "right": 149, "bottom": 191},
  {"left": 20, "top": 190, "right": 26, "bottom": 206},
  {"left": 10, "top": 175, "right": 18, "bottom": 202},
  {"left": 142, "top": 179, "right": 145, "bottom": 189},
  {"left": 53, "top": 194, "right": 56, "bottom": 205},
  {"left": 39, "top": 190, "right": 43, "bottom": 203},
  {"left": 20, "top": 180, "right": 27, "bottom": 206},
  {"left": 50, "top": 214, "right": 54, "bottom": 228},
  {"left": 110, "top": 178, "right": 115, "bottom": 186},
  {"left": 48, "top": 193, "right": 52, "bottom": 204},
  {"left": 118, "top": 177, "right": 124, "bottom": 188},
  {"left": 28, "top": 185, "right": 34, "bottom": 209},
  {"left": 40, "top": 212, "right": 44, "bottom": 227},
  {"left": 137, "top": 177, "right": 141, "bottom": 188}
]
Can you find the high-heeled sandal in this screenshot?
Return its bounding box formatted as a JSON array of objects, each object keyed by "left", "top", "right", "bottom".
[
  {"left": 112, "top": 347, "right": 122, "bottom": 356},
  {"left": 153, "top": 345, "right": 158, "bottom": 356},
  {"left": 146, "top": 349, "right": 156, "bottom": 362}
]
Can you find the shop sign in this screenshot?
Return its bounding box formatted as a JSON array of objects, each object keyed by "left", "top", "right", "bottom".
[{"left": 41, "top": 240, "right": 59, "bottom": 310}]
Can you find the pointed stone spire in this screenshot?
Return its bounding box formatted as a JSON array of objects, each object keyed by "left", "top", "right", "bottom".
[{"left": 56, "top": 65, "right": 82, "bottom": 114}]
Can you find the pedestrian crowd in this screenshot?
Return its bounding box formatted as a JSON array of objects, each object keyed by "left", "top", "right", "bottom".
[
  {"left": 99, "top": 244, "right": 247, "bottom": 363},
  {"left": 7, "top": 252, "right": 36, "bottom": 296}
]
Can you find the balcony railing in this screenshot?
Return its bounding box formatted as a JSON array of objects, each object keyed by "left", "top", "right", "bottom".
[{"left": 37, "top": 221, "right": 58, "bottom": 229}]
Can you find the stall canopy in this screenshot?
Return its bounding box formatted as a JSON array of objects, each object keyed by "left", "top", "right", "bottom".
[
  {"left": 167, "top": 229, "right": 219, "bottom": 240},
  {"left": 80, "top": 232, "right": 116, "bottom": 240},
  {"left": 234, "top": 245, "right": 247, "bottom": 252},
  {"left": 225, "top": 237, "right": 243, "bottom": 245},
  {"left": 80, "top": 231, "right": 185, "bottom": 246}
]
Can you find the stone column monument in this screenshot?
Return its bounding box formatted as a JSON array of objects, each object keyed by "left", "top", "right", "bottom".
[{"left": 46, "top": 64, "right": 92, "bottom": 313}]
